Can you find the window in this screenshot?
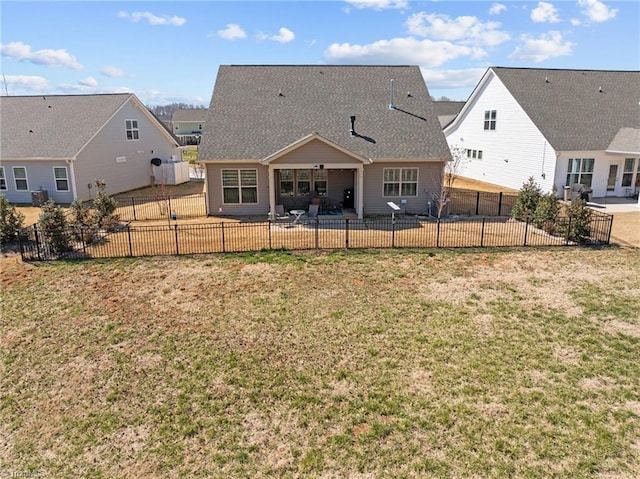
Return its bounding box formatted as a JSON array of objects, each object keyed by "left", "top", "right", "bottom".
[
  {"left": 222, "top": 169, "right": 257, "bottom": 204},
  {"left": 297, "top": 169, "right": 311, "bottom": 196},
  {"left": 466, "top": 149, "right": 482, "bottom": 160},
  {"left": 0, "top": 167, "right": 5, "bottom": 190},
  {"left": 314, "top": 169, "right": 328, "bottom": 196},
  {"left": 566, "top": 158, "right": 594, "bottom": 187},
  {"left": 53, "top": 167, "right": 69, "bottom": 191},
  {"left": 125, "top": 119, "right": 139, "bottom": 140},
  {"left": 383, "top": 168, "right": 418, "bottom": 197},
  {"left": 13, "top": 167, "right": 28, "bottom": 191},
  {"left": 484, "top": 110, "right": 497, "bottom": 130},
  {"left": 279, "top": 169, "right": 294, "bottom": 197},
  {"left": 637, "top": 159, "right": 640, "bottom": 188},
  {"left": 622, "top": 158, "right": 635, "bottom": 188}
]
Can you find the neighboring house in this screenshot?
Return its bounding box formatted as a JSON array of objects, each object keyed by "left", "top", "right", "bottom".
[
  {"left": 198, "top": 65, "right": 451, "bottom": 218},
  {"left": 444, "top": 67, "right": 640, "bottom": 198},
  {"left": 172, "top": 108, "right": 207, "bottom": 145},
  {"left": 0, "top": 93, "right": 182, "bottom": 204},
  {"left": 433, "top": 100, "right": 465, "bottom": 128}
]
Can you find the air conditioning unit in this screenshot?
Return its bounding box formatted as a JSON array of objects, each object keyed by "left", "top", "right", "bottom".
[{"left": 31, "top": 190, "right": 49, "bottom": 206}]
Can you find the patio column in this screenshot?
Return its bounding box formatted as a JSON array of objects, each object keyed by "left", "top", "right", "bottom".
[
  {"left": 356, "top": 166, "right": 364, "bottom": 219},
  {"left": 268, "top": 165, "right": 276, "bottom": 216}
]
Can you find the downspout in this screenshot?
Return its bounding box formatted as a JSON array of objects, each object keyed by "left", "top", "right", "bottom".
[
  {"left": 67, "top": 158, "right": 78, "bottom": 201},
  {"left": 268, "top": 165, "right": 276, "bottom": 217}
]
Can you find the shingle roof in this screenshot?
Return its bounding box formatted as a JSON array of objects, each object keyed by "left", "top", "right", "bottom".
[
  {"left": 172, "top": 108, "right": 207, "bottom": 122},
  {"left": 199, "top": 65, "right": 451, "bottom": 161},
  {"left": 606, "top": 127, "right": 640, "bottom": 155},
  {"left": 0, "top": 93, "right": 135, "bottom": 159},
  {"left": 491, "top": 67, "right": 640, "bottom": 151}
]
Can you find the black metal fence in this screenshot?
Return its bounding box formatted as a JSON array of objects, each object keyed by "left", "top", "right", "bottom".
[
  {"left": 111, "top": 193, "right": 207, "bottom": 221},
  {"left": 20, "top": 212, "right": 613, "bottom": 261},
  {"left": 448, "top": 190, "right": 518, "bottom": 217}
]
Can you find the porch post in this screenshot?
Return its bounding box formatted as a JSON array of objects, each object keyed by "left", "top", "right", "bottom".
[
  {"left": 356, "top": 166, "right": 364, "bottom": 219},
  {"left": 268, "top": 165, "right": 276, "bottom": 216}
]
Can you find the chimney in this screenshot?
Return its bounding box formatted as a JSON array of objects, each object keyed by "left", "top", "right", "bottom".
[{"left": 350, "top": 115, "right": 356, "bottom": 136}]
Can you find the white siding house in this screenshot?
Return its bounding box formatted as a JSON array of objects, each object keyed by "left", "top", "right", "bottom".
[
  {"left": 0, "top": 93, "right": 182, "bottom": 204},
  {"left": 444, "top": 68, "right": 640, "bottom": 199}
]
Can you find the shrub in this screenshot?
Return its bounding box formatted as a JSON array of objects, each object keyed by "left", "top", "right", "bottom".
[
  {"left": 557, "top": 199, "right": 592, "bottom": 243},
  {"left": 69, "top": 199, "right": 98, "bottom": 243},
  {"left": 533, "top": 188, "right": 560, "bottom": 233},
  {"left": 0, "top": 194, "right": 26, "bottom": 246},
  {"left": 92, "top": 180, "right": 120, "bottom": 230},
  {"left": 37, "top": 200, "right": 73, "bottom": 254},
  {"left": 512, "top": 177, "right": 542, "bottom": 220}
]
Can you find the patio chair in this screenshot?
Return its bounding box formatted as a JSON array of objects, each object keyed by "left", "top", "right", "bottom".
[
  {"left": 307, "top": 204, "right": 319, "bottom": 220},
  {"left": 274, "top": 205, "right": 291, "bottom": 222}
]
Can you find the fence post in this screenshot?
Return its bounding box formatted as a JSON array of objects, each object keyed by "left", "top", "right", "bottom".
[
  {"left": 132, "top": 197, "right": 137, "bottom": 221},
  {"left": 565, "top": 216, "right": 572, "bottom": 245},
  {"left": 523, "top": 217, "right": 529, "bottom": 246},
  {"left": 127, "top": 225, "right": 133, "bottom": 257},
  {"left": 345, "top": 218, "right": 349, "bottom": 249},
  {"left": 221, "top": 222, "right": 226, "bottom": 253},
  {"left": 315, "top": 218, "right": 319, "bottom": 249},
  {"left": 34, "top": 224, "right": 42, "bottom": 261},
  {"left": 480, "top": 217, "right": 486, "bottom": 247},
  {"left": 436, "top": 219, "right": 440, "bottom": 248},
  {"left": 498, "top": 192, "right": 503, "bottom": 216},
  {"left": 80, "top": 227, "right": 87, "bottom": 256},
  {"left": 475, "top": 191, "right": 480, "bottom": 216},
  {"left": 174, "top": 224, "right": 179, "bottom": 255},
  {"left": 268, "top": 220, "right": 272, "bottom": 250},
  {"left": 606, "top": 215, "right": 613, "bottom": 245},
  {"left": 168, "top": 196, "right": 173, "bottom": 219}
]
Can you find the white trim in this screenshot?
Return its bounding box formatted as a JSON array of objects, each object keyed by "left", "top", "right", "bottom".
[
  {"left": 381, "top": 167, "right": 419, "bottom": 198},
  {"left": 220, "top": 168, "right": 258, "bottom": 205},
  {"left": 0, "top": 166, "right": 6, "bottom": 191},
  {"left": 260, "top": 133, "right": 372, "bottom": 165},
  {"left": 125, "top": 119, "right": 140, "bottom": 141},
  {"left": 12, "top": 166, "right": 29, "bottom": 191}
]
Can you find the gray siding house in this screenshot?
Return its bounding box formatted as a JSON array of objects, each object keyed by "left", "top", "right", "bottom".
[
  {"left": 198, "top": 65, "right": 451, "bottom": 218},
  {"left": 171, "top": 108, "right": 207, "bottom": 145},
  {"left": 0, "top": 93, "right": 181, "bottom": 204}
]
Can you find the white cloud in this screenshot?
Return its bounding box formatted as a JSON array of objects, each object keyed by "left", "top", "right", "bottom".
[
  {"left": 489, "top": 3, "right": 507, "bottom": 15},
  {"left": 570, "top": 18, "right": 582, "bottom": 26},
  {"left": 421, "top": 67, "right": 487, "bottom": 89},
  {"left": 577, "top": 0, "right": 617, "bottom": 23},
  {"left": 509, "top": 31, "right": 575, "bottom": 62},
  {"left": 101, "top": 65, "right": 126, "bottom": 78},
  {"left": 1, "top": 74, "right": 49, "bottom": 93},
  {"left": 406, "top": 13, "right": 510, "bottom": 47},
  {"left": 217, "top": 24, "right": 246, "bottom": 40},
  {"left": 118, "top": 11, "right": 186, "bottom": 26},
  {"left": 258, "top": 27, "right": 295, "bottom": 44},
  {"left": 79, "top": 76, "right": 98, "bottom": 87},
  {"left": 531, "top": 2, "right": 560, "bottom": 23},
  {"left": 0, "top": 41, "right": 83, "bottom": 71},
  {"left": 344, "top": 0, "right": 408, "bottom": 10},
  {"left": 324, "top": 37, "right": 483, "bottom": 67}
]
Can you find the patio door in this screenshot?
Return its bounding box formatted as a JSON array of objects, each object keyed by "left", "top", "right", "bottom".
[{"left": 606, "top": 164, "right": 618, "bottom": 195}]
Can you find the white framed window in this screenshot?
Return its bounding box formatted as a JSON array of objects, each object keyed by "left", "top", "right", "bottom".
[
  {"left": 313, "top": 169, "right": 328, "bottom": 196},
  {"left": 53, "top": 167, "right": 69, "bottom": 191},
  {"left": 566, "top": 158, "right": 594, "bottom": 187},
  {"left": 484, "top": 110, "right": 497, "bottom": 130},
  {"left": 383, "top": 167, "right": 418, "bottom": 197},
  {"left": 13, "top": 167, "right": 28, "bottom": 191},
  {"left": 622, "top": 158, "right": 635, "bottom": 188},
  {"left": 0, "top": 167, "right": 6, "bottom": 190},
  {"left": 125, "top": 119, "right": 139, "bottom": 140},
  {"left": 221, "top": 169, "right": 258, "bottom": 204},
  {"left": 279, "top": 169, "right": 294, "bottom": 197}
]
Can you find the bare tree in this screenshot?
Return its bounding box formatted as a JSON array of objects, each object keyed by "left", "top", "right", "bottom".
[
  {"left": 432, "top": 144, "right": 467, "bottom": 218},
  {"left": 1, "top": 75, "right": 9, "bottom": 96}
]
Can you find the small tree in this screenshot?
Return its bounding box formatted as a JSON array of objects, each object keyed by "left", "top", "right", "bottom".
[
  {"left": 533, "top": 187, "right": 560, "bottom": 233},
  {"left": 37, "top": 200, "right": 73, "bottom": 254},
  {"left": 559, "top": 199, "right": 592, "bottom": 243},
  {"left": 92, "top": 180, "right": 120, "bottom": 230},
  {"left": 69, "top": 199, "right": 98, "bottom": 243},
  {"left": 433, "top": 145, "right": 467, "bottom": 218},
  {"left": 0, "top": 194, "right": 25, "bottom": 245},
  {"left": 512, "top": 177, "right": 542, "bottom": 220}
]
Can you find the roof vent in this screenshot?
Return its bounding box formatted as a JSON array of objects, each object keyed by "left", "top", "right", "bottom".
[
  {"left": 388, "top": 79, "right": 395, "bottom": 110},
  {"left": 350, "top": 116, "right": 356, "bottom": 136},
  {"left": 545, "top": 77, "right": 550, "bottom": 83},
  {"left": 278, "top": 89, "right": 284, "bottom": 97},
  {"left": 599, "top": 86, "right": 603, "bottom": 93}
]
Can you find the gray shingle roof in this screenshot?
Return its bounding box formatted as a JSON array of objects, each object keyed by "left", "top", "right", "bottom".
[
  {"left": 172, "top": 108, "right": 207, "bottom": 122},
  {"left": 492, "top": 67, "right": 640, "bottom": 151},
  {"left": 0, "top": 93, "right": 134, "bottom": 159},
  {"left": 199, "top": 65, "right": 451, "bottom": 161},
  {"left": 607, "top": 127, "right": 640, "bottom": 155}
]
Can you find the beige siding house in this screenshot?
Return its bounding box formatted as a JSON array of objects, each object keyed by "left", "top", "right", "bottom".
[
  {"left": 171, "top": 108, "right": 207, "bottom": 145},
  {"left": 199, "top": 65, "right": 451, "bottom": 218},
  {"left": 0, "top": 93, "right": 181, "bottom": 204}
]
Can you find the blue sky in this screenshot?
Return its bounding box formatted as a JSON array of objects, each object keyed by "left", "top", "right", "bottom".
[{"left": 1, "top": 0, "right": 638, "bottom": 105}]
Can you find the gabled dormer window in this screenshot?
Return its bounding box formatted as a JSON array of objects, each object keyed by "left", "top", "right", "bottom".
[
  {"left": 484, "top": 110, "right": 496, "bottom": 130},
  {"left": 126, "top": 119, "right": 139, "bottom": 140}
]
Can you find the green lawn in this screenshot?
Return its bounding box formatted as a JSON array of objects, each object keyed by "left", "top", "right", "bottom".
[{"left": 1, "top": 247, "right": 639, "bottom": 478}]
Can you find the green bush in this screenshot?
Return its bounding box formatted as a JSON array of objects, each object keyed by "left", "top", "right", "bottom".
[
  {"left": 556, "top": 199, "right": 592, "bottom": 243},
  {"left": 0, "top": 194, "right": 26, "bottom": 246},
  {"left": 92, "top": 180, "right": 120, "bottom": 229},
  {"left": 69, "top": 199, "right": 98, "bottom": 243},
  {"left": 37, "top": 200, "right": 73, "bottom": 254},
  {"left": 533, "top": 188, "right": 560, "bottom": 233},
  {"left": 512, "top": 177, "right": 542, "bottom": 220}
]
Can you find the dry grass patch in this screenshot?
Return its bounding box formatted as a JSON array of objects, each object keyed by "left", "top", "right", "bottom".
[{"left": 1, "top": 247, "right": 639, "bottom": 477}]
